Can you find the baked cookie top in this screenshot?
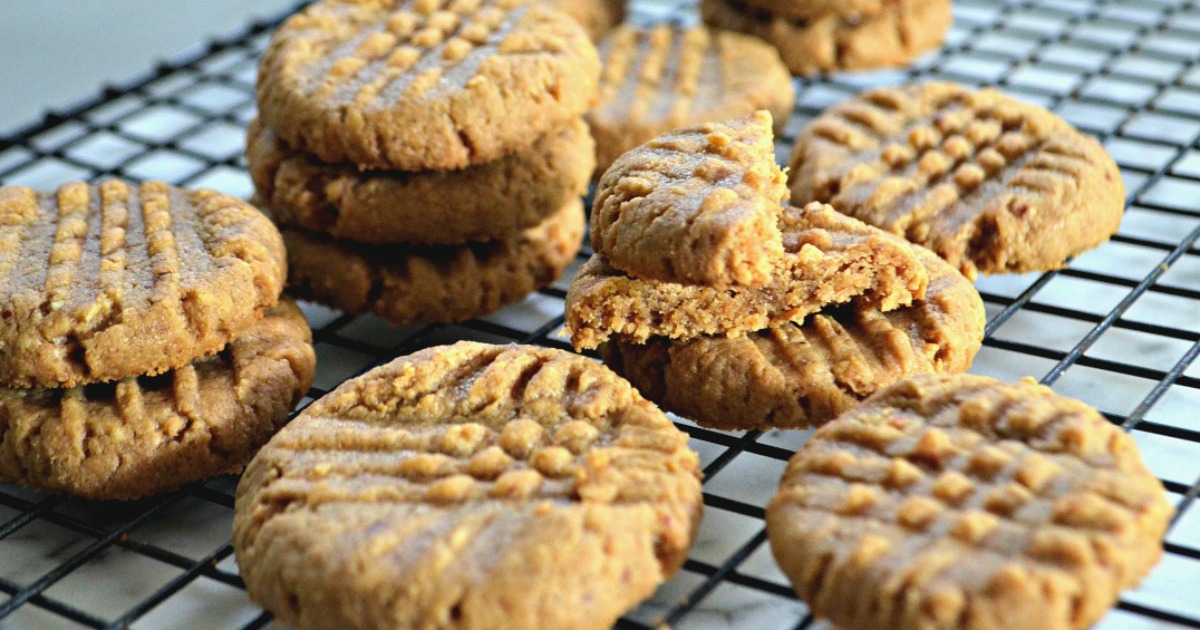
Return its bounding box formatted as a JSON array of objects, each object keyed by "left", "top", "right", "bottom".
[
  {"left": 247, "top": 116, "right": 594, "bottom": 245},
  {"left": 0, "top": 181, "right": 285, "bottom": 389},
  {"left": 767, "top": 374, "right": 1172, "bottom": 630},
  {"left": 589, "top": 25, "right": 794, "bottom": 174},
  {"left": 233, "top": 342, "right": 703, "bottom": 630},
  {"left": 281, "top": 197, "right": 584, "bottom": 325},
  {"left": 257, "top": 0, "right": 600, "bottom": 171},
  {"left": 0, "top": 299, "right": 314, "bottom": 500},
  {"left": 568, "top": 202, "right": 929, "bottom": 349},
  {"left": 789, "top": 82, "right": 1126, "bottom": 278},
  {"left": 701, "top": 0, "right": 953, "bottom": 76},
  {"left": 601, "top": 244, "right": 985, "bottom": 431},
  {"left": 592, "top": 111, "right": 790, "bottom": 288}
]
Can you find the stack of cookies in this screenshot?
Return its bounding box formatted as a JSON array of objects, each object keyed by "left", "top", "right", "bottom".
[
  {"left": 701, "top": 0, "right": 954, "bottom": 75},
  {"left": 0, "top": 180, "right": 315, "bottom": 500},
  {"left": 566, "top": 112, "right": 986, "bottom": 430},
  {"left": 249, "top": 0, "right": 600, "bottom": 325}
]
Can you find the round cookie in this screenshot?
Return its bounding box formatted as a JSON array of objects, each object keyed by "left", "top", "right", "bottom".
[
  {"left": 589, "top": 24, "right": 794, "bottom": 174},
  {"left": 701, "top": 0, "right": 953, "bottom": 75},
  {"left": 600, "top": 245, "right": 984, "bottom": 430},
  {"left": 789, "top": 82, "right": 1126, "bottom": 278},
  {"left": 281, "top": 198, "right": 584, "bottom": 325},
  {"left": 0, "top": 299, "right": 314, "bottom": 500},
  {"left": 248, "top": 117, "right": 594, "bottom": 245},
  {"left": 257, "top": 0, "right": 601, "bottom": 171},
  {"left": 540, "top": 0, "right": 625, "bottom": 40},
  {"left": 766, "top": 374, "right": 1173, "bottom": 630},
  {"left": 0, "top": 181, "right": 286, "bottom": 389},
  {"left": 233, "top": 342, "right": 703, "bottom": 630}
]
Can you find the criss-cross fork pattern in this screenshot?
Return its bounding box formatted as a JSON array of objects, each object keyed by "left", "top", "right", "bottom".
[{"left": 1, "top": 0, "right": 1199, "bottom": 628}]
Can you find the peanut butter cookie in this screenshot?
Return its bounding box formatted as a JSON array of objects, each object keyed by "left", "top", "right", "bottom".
[
  {"left": 233, "top": 342, "right": 703, "bottom": 630},
  {"left": 589, "top": 25, "right": 794, "bottom": 174},
  {"left": 281, "top": 198, "right": 583, "bottom": 325},
  {"left": 248, "top": 117, "right": 594, "bottom": 245},
  {"left": 592, "top": 112, "right": 790, "bottom": 288},
  {"left": 257, "top": 0, "right": 601, "bottom": 171},
  {"left": 701, "top": 0, "right": 953, "bottom": 75},
  {"left": 0, "top": 181, "right": 286, "bottom": 389},
  {"left": 540, "top": 0, "right": 625, "bottom": 40},
  {"left": 567, "top": 202, "right": 929, "bottom": 349},
  {"left": 767, "top": 374, "right": 1172, "bottom": 630},
  {"left": 0, "top": 300, "right": 314, "bottom": 500},
  {"left": 601, "top": 245, "right": 983, "bottom": 430},
  {"left": 789, "top": 82, "right": 1126, "bottom": 278}
]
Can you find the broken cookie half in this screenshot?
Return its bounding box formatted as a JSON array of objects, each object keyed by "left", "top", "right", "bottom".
[{"left": 591, "top": 111, "right": 790, "bottom": 289}]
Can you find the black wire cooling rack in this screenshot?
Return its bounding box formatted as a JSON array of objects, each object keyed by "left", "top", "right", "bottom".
[{"left": 1, "top": 0, "right": 1199, "bottom": 628}]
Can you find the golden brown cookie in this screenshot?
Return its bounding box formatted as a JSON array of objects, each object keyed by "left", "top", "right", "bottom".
[
  {"left": 247, "top": 117, "right": 594, "bottom": 245},
  {"left": 766, "top": 374, "right": 1172, "bottom": 630},
  {"left": 592, "top": 112, "right": 790, "bottom": 288},
  {"left": 789, "top": 82, "right": 1126, "bottom": 278},
  {"left": 701, "top": 0, "right": 953, "bottom": 75},
  {"left": 601, "top": 245, "right": 983, "bottom": 430},
  {"left": 282, "top": 198, "right": 583, "bottom": 325},
  {"left": 589, "top": 25, "right": 795, "bottom": 175},
  {"left": 0, "top": 299, "right": 314, "bottom": 500},
  {"left": 257, "top": 0, "right": 601, "bottom": 171},
  {"left": 233, "top": 342, "right": 703, "bottom": 630},
  {"left": 567, "top": 202, "right": 929, "bottom": 349},
  {"left": 0, "top": 181, "right": 286, "bottom": 389},
  {"left": 540, "top": 0, "right": 625, "bottom": 40}
]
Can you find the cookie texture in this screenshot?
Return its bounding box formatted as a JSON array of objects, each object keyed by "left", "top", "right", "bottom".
[
  {"left": 738, "top": 0, "right": 885, "bottom": 20},
  {"left": 590, "top": 25, "right": 795, "bottom": 174},
  {"left": 233, "top": 342, "right": 703, "bottom": 630},
  {"left": 790, "top": 83, "right": 1126, "bottom": 278},
  {"left": 568, "top": 202, "right": 929, "bottom": 349},
  {"left": 0, "top": 181, "right": 286, "bottom": 389},
  {"left": 601, "top": 245, "right": 983, "bottom": 430},
  {"left": 701, "top": 0, "right": 953, "bottom": 75},
  {"left": 248, "top": 117, "right": 594, "bottom": 245},
  {"left": 540, "top": 0, "right": 624, "bottom": 40},
  {"left": 0, "top": 300, "right": 314, "bottom": 500},
  {"left": 766, "top": 374, "right": 1172, "bottom": 630},
  {"left": 592, "top": 112, "right": 790, "bottom": 288},
  {"left": 283, "top": 199, "right": 583, "bottom": 325},
  {"left": 257, "top": 0, "right": 601, "bottom": 171}
]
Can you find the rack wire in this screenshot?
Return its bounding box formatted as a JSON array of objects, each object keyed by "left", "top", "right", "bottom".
[{"left": 0, "top": 0, "right": 1198, "bottom": 628}]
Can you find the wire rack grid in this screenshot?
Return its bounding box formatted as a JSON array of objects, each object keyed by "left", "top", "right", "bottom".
[{"left": 0, "top": 0, "right": 1198, "bottom": 628}]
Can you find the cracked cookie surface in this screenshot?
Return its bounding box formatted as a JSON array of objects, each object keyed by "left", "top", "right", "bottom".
[
  {"left": 0, "top": 181, "right": 286, "bottom": 389},
  {"left": 568, "top": 202, "right": 929, "bottom": 349},
  {"left": 257, "top": 0, "right": 601, "bottom": 171},
  {"left": 701, "top": 0, "right": 952, "bottom": 75},
  {"left": 600, "top": 245, "right": 983, "bottom": 430},
  {"left": 767, "top": 374, "right": 1172, "bottom": 630},
  {"left": 592, "top": 112, "right": 790, "bottom": 288},
  {"left": 738, "top": 0, "right": 885, "bottom": 20},
  {"left": 589, "top": 25, "right": 794, "bottom": 175},
  {"left": 789, "top": 82, "right": 1126, "bottom": 278},
  {"left": 233, "top": 341, "right": 703, "bottom": 630},
  {"left": 248, "top": 117, "right": 593, "bottom": 245},
  {"left": 0, "top": 299, "right": 314, "bottom": 500},
  {"left": 281, "top": 198, "right": 583, "bottom": 325}
]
